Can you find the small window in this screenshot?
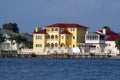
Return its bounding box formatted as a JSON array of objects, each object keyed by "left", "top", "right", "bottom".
[
  {"left": 73, "top": 36, "right": 75, "bottom": 39},
  {"left": 51, "top": 28, "right": 54, "bottom": 31},
  {"left": 73, "top": 45, "right": 75, "bottom": 47},
  {"left": 36, "top": 44, "right": 42, "bottom": 47},
  {"left": 55, "top": 28, "right": 58, "bottom": 31},
  {"left": 73, "top": 28, "right": 75, "bottom": 31},
  {"left": 70, "top": 28, "right": 75, "bottom": 32},
  {"left": 62, "top": 36, "right": 64, "bottom": 39},
  {"left": 36, "top": 35, "right": 42, "bottom": 40},
  {"left": 66, "top": 36, "right": 69, "bottom": 39}
]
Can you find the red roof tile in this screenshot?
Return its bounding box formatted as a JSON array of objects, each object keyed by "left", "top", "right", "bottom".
[
  {"left": 33, "top": 29, "right": 47, "bottom": 34},
  {"left": 106, "top": 36, "right": 120, "bottom": 41},
  {"left": 45, "top": 23, "right": 88, "bottom": 29},
  {"left": 60, "top": 30, "right": 71, "bottom": 34}
]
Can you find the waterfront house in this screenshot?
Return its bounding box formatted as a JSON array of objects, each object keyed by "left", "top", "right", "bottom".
[
  {"left": 33, "top": 23, "right": 88, "bottom": 55},
  {"left": 85, "top": 28, "right": 118, "bottom": 54},
  {"left": 0, "top": 29, "right": 18, "bottom": 51},
  {"left": 0, "top": 29, "right": 30, "bottom": 53}
]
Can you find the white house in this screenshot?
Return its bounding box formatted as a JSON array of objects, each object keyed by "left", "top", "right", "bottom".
[
  {"left": 0, "top": 29, "right": 23, "bottom": 51},
  {"left": 85, "top": 28, "right": 118, "bottom": 54},
  {"left": 105, "top": 36, "right": 120, "bottom": 56},
  {"left": 1, "top": 33, "right": 20, "bottom": 51}
]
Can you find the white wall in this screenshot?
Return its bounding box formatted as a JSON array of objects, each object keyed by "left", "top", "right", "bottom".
[{"left": 105, "top": 41, "right": 119, "bottom": 55}]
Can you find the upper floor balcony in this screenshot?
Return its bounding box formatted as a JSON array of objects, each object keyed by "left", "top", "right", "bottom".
[{"left": 46, "top": 39, "right": 59, "bottom": 43}]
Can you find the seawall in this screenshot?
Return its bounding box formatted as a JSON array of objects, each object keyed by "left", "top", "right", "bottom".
[{"left": 0, "top": 53, "right": 113, "bottom": 59}]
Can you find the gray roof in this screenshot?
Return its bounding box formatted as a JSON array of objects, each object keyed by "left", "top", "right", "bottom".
[{"left": 20, "top": 33, "right": 33, "bottom": 42}]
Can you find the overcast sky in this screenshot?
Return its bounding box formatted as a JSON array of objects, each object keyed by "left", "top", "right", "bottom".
[{"left": 0, "top": 0, "right": 120, "bottom": 33}]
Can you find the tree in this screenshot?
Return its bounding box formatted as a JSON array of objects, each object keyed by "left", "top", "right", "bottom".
[
  {"left": 115, "top": 39, "right": 120, "bottom": 55},
  {"left": 103, "top": 26, "right": 111, "bottom": 30},
  {"left": 2, "top": 23, "right": 19, "bottom": 33},
  {"left": 11, "top": 35, "right": 23, "bottom": 43},
  {"left": 0, "top": 33, "right": 4, "bottom": 44}
]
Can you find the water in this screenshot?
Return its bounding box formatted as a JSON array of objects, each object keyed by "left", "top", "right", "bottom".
[{"left": 0, "top": 58, "right": 120, "bottom": 80}]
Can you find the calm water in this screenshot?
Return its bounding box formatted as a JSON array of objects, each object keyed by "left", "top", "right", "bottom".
[{"left": 0, "top": 58, "right": 120, "bottom": 80}]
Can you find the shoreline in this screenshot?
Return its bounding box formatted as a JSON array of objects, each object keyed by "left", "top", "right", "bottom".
[{"left": 0, "top": 53, "right": 120, "bottom": 59}]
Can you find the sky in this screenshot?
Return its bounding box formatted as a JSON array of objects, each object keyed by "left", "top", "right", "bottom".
[{"left": 0, "top": 0, "right": 120, "bottom": 33}]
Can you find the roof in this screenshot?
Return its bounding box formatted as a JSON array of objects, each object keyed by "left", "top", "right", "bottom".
[
  {"left": 45, "top": 23, "right": 88, "bottom": 29},
  {"left": 33, "top": 29, "right": 47, "bottom": 34},
  {"left": 20, "top": 33, "right": 33, "bottom": 42},
  {"left": 60, "top": 30, "right": 71, "bottom": 34},
  {"left": 98, "top": 30, "right": 118, "bottom": 35},
  {"left": 106, "top": 36, "right": 120, "bottom": 41}
]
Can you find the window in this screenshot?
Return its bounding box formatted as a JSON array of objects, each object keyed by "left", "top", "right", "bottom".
[
  {"left": 73, "top": 36, "right": 75, "bottom": 39},
  {"left": 51, "top": 28, "right": 54, "bottom": 31},
  {"left": 55, "top": 28, "right": 58, "bottom": 31},
  {"left": 36, "top": 35, "right": 42, "bottom": 40},
  {"left": 36, "top": 44, "right": 42, "bottom": 47},
  {"left": 66, "top": 36, "right": 69, "bottom": 39},
  {"left": 73, "top": 28, "right": 75, "bottom": 31},
  {"left": 73, "top": 45, "right": 75, "bottom": 47},
  {"left": 70, "top": 28, "right": 75, "bottom": 32},
  {"left": 62, "top": 36, "right": 64, "bottom": 39}
]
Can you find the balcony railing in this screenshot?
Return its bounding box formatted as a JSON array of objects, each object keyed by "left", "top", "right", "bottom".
[
  {"left": 46, "top": 31, "right": 59, "bottom": 34},
  {"left": 46, "top": 39, "right": 59, "bottom": 43}
]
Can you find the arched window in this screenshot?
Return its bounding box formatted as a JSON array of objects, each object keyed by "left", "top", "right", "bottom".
[
  {"left": 55, "top": 43, "right": 58, "bottom": 47},
  {"left": 51, "top": 43, "right": 54, "bottom": 48},
  {"left": 51, "top": 35, "right": 54, "bottom": 39},
  {"left": 55, "top": 35, "right": 58, "bottom": 39}
]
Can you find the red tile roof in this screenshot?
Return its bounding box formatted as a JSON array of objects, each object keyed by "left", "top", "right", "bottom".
[
  {"left": 45, "top": 23, "right": 88, "bottom": 29},
  {"left": 60, "top": 30, "right": 71, "bottom": 34},
  {"left": 98, "top": 30, "right": 118, "bottom": 35},
  {"left": 33, "top": 29, "right": 47, "bottom": 34},
  {"left": 106, "top": 36, "right": 120, "bottom": 41}
]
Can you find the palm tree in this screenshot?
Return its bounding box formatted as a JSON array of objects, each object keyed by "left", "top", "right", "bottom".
[{"left": 115, "top": 39, "right": 120, "bottom": 55}]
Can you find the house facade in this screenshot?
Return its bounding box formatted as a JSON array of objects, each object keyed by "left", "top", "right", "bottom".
[{"left": 33, "top": 23, "right": 88, "bottom": 54}]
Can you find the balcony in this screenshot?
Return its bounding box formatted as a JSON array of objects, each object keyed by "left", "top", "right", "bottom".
[
  {"left": 46, "top": 39, "right": 59, "bottom": 43},
  {"left": 46, "top": 31, "right": 59, "bottom": 34}
]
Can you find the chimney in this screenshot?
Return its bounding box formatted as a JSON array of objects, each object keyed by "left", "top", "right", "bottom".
[
  {"left": 35, "top": 27, "right": 40, "bottom": 32},
  {"left": 103, "top": 28, "right": 106, "bottom": 34}
]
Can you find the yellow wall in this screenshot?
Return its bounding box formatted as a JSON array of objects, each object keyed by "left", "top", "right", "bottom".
[
  {"left": 67, "top": 28, "right": 77, "bottom": 47},
  {"left": 77, "top": 28, "right": 86, "bottom": 43},
  {"left": 60, "top": 34, "right": 72, "bottom": 48},
  {"left": 33, "top": 34, "right": 46, "bottom": 50}
]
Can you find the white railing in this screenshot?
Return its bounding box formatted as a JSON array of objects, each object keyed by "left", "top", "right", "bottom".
[{"left": 46, "top": 31, "right": 59, "bottom": 34}]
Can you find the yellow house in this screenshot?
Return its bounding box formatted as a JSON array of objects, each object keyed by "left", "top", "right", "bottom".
[{"left": 33, "top": 23, "right": 88, "bottom": 51}]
